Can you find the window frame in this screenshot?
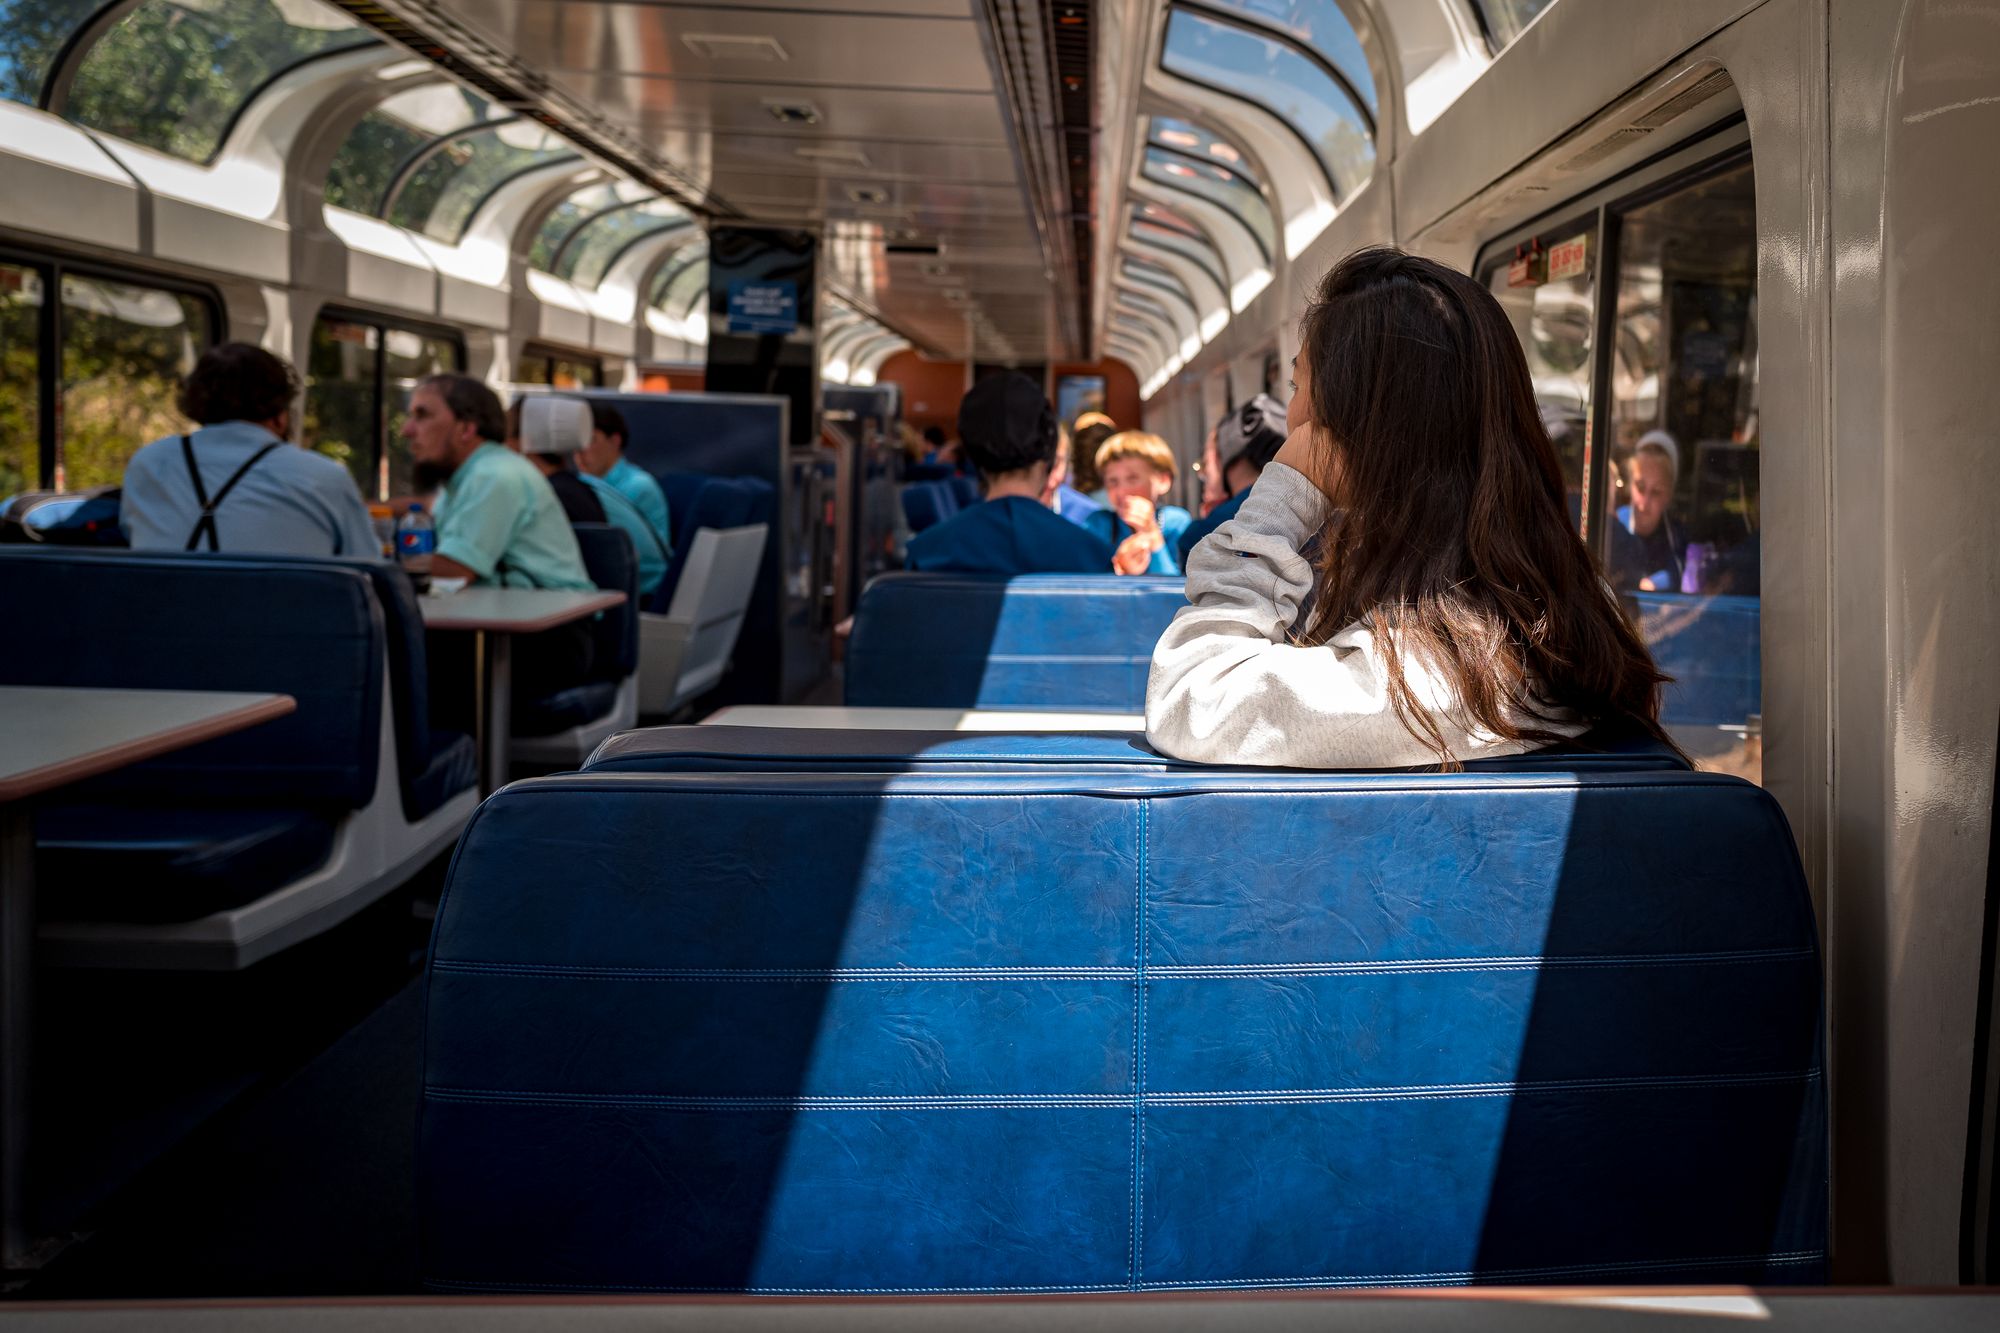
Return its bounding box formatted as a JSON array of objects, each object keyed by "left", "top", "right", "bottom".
[
  {"left": 307, "top": 304, "right": 466, "bottom": 501},
  {"left": 1140, "top": 142, "right": 1277, "bottom": 266},
  {"left": 515, "top": 341, "right": 605, "bottom": 389},
  {"left": 1128, "top": 203, "right": 1233, "bottom": 299},
  {"left": 1120, "top": 256, "right": 1205, "bottom": 325},
  {"left": 0, "top": 243, "right": 223, "bottom": 491},
  {"left": 1174, "top": 0, "right": 1378, "bottom": 126},
  {"left": 375, "top": 110, "right": 521, "bottom": 219}
]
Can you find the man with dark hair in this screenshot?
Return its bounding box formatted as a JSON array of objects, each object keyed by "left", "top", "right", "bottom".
[
  {"left": 576, "top": 401, "right": 671, "bottom": 554},
  {"left": 1175, "top": 393, "right": 1287, "bottom": 568},
  {"left": 903, "top": 371, "right": 1113, "bottom": 575},
  {"left": 122, "top": 342, "right": 379, "bottom": 557}
]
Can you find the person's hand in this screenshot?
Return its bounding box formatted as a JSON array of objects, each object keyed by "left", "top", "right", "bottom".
[
  {"left": 1118, "top": 494, "right": 1159, "bottom": 536},
  {"left": 1112, "top": 532, "right": 1157, "bottom": 575}
]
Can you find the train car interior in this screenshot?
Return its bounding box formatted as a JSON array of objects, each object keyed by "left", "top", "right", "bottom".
[{"left": 0, "top": 0, "right": 1997, "bottom": 1326}]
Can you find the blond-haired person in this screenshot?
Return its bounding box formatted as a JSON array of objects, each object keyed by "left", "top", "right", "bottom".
[{"left": 1085, "top": 430, "right": 1194, "bottom": 574}]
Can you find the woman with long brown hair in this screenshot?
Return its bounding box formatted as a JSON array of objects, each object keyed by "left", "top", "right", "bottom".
[{"left": 1146, "top": 247, "right": 1677, "bottom": 768}]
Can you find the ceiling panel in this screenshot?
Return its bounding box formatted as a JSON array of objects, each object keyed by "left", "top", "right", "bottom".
[{"left": 544, "top": 73, "right": 1013, "bottom": 143}]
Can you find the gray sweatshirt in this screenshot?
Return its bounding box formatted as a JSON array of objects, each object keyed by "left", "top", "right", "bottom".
[{"left": 1145, "top": 463, "right": 1588, "bottom": 768}]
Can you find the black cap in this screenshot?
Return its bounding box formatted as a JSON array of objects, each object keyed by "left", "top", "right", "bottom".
[
  {"left": 958, "top": 371, "right": 1058, "bottom": 477},
  {"left": 1218, "top": 393, "right": 1288, "bottom": 477}
]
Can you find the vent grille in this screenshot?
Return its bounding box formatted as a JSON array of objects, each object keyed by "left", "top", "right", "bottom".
[
  {"left": 1557, "top": 126, "right": 1653, "bottom": 173},
  {"left": 1049, "top": 2, "right": 1093, "bottom": 356},
  {"left": 682, "top": 33, "right": 788, "bottom": 62},
  {"left": 1633, "top": 69, "right": 1734, "bottom": 129}
]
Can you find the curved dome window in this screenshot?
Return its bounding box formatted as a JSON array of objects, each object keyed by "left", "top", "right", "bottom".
[
  {"left": 66, "top": 0, "right": 376, "bottom": 162},
  {"left": 528, "top": 180, "right": 653, "bottom": 274},
  {"left": 387, "top": 121, "right": 580, "bottom": 244},
  {"left": 650, "top": 241, "right": 710, "bottom": 317},
  {"left": 1472, "top": 0, "right": 1556, "bottom": 53},
  {"left": 1, "top": 0, "right": 104, "bottom": 108},
  {"left": 1193, "top": 0, "right": 1376, "bottom": 116},
  {"left": 1129, "top": 202, "right": 1230, "bottom": 294},
  {"left": 1120, "top": 256, "right": 1201, "bottom": 320},
  {"left": 1162, "top": 6, "right": 1374, "bottom": 200},
  {"left": 558, "top": 199, "right": 695, "bottom": 289},
  {"left": 1141, "top": 140, "right": 1276, "bottom": 261},
  {"left": 325, "top": 83, "right": 506, "bottom": 216}
]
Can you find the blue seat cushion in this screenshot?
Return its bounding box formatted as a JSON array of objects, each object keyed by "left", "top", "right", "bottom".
[
  {"left": 513, "top": 683, "right": 618, "bottom": 738},
  {"left": 407, "top": 731, "right": 476, "bottom": 819},
  {"left": 35, "top": 804, "right": 339, "bottom": 923}
]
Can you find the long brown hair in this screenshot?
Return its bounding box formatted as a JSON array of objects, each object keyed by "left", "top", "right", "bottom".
[{"left": 1294, "top": 247, "right": 1676, "bottom": 765}]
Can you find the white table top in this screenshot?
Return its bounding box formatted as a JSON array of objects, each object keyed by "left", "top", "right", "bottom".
[
  {"left": 701, "top": 705, "right": 1147, "bottom": 732},
  {"left": 0, "top": 687, "right": 296, "bottom": 803},
  {"left": 418, "top": 586, "right": 626, "bottom": 633}
]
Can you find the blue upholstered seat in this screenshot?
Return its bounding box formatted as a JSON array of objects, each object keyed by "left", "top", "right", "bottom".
[
  {"left": 513, "top": 524, "right": 638, "bottom": 739},
  {"left": 420, "top": 739, "right": 1825, "bottom": 1294},
  {"left": 35, "top": 804, "right": 338, "bottom": 923},
  {"left": 898, "top": 481, "right": 956, "bottom": 535},
  {"left": 845, "top": 572, "right": 1189, "bottom": 710}
]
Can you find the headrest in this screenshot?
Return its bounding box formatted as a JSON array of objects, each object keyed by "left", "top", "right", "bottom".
[{"left": 520, "top": 396, "right": 593, "bottom": 455}]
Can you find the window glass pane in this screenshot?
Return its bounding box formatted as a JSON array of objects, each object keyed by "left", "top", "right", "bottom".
[
  {"left": 1602, "top": 160, "right": 1761, "bottom": 781},
  {"left": 58, "top": 275, "right": 208, "bottom": 490},
  {"left": 528, "top": 181, "right": 651, "bottom": 274},
  {"left": 1485, "top": 221, "right": 1595, "bottom": 527},
  {"left": 1121, "top": 256, "right": 1196, "bottom": 315},
  {"left": 1130, "top": 207, "right": 1229, "bottom": 290},
  {"left": 1142, "top": 145, "right": 1276, "bottom": 260},
  {"left": 383, "top": 328, "right": 457, "bottom": 498},
  {"left": 652, "top": 246, "right": 709, "bottom": 315},
  {"left": 0, "top": 0, "right": 103, "bottom": 108},
  {"left": 515, "top": 352, "right": 551, "bottom": 386},
  {"left": 1473, "top": 0, "right": 1557, "bottom": 52},
  {"left": 1116, "top": 290, "right": 1179, "bottom": 329},
  {"left": 1193, "top": 0, "right": 1376, "bottom": 115},
  {"left": 68, "top": 0, "right": 376, "bottom": 163},
  {"left": 551, "top": 358, "right": 600, "bottom": 390},
  {"left": 559, "top": 198, "right": 691, "bottom": 289},
  {"left": 389, "top": 121, "right": 578, "bottom": 243},
  {"left": 1162, "top": 8, "right": 1374, "bottom": 199},
  {"left": 0, "top": 263, "right": 42, "bottom": 496},
  {"left": 304, "top": 316, "right": 379, "bottom": 498},
  {"left": 325, "top": 83, "right": 502, "bottom": 215},
  {"left": 1149, "top": 116, "right": 1262, "bottom": 181}
]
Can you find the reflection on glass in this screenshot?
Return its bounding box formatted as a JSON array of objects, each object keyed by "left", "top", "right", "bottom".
[
  {"left": 528, "top": 181, "right": 652, "bottom": 274},
  {"left": 389, "top": 122, "right": 579, "bottom": 243},
  {"left": 559, "top": 199, "right": 693, "bottom": 289},
  {"left": 305, "top": 317, "right": 379, "bottom": 498},
  {"left": 325, "top": 84, "right": 502, "bottom": 215},
  {"left": 1162, "top": 8, "right": 1374, "bottom": 198},
  {"left": 59, "top": 275, "right": 208, "bottom": 490},
  {"left": 1130, "top": 210, "right": 1230, "bottom": 294},
  {"left": 1193, "top": 0, "right": 1376, "bottom": 114},
  {"left": 68, "top": 0, "right": 376, "bottom": 162},
  {"left": 1142, "top": 146, "right": 1277, "bottom": 261},
  {"left": 1121, "top": 256, "right": 1198, "bottom": 318},
  {"left": 1486, "top": 223, "right": 1594, "bottom": 525},
  {"left": 0, "top": 0, "right": 104, "bottom": 108},
  {"left": 1606, "top": 160, "right": 1760, "bottom": 781},
  {"left": 1473, "top": 0, "right": 1557, "bottom": 52},
  {"left": 0, "top": 262, "right": 42, "bottom": 496}
]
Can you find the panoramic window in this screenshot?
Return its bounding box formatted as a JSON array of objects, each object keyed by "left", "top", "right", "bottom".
[
  {"left": 1120, "top": 256, "right": 1200, "bottom": 321},
  {"left": 1194, "top": 0, "right": 1377, "bottom": 116},
  {"left": 386, "top": 122, "right": 579, "bottom": 244},
  {"left": 557, "top": 199, "right": 694, "bottom": 290},
  {"left": 516, "top": 344, "right": 603, "bottom": 390},
  {"left": 1485, "top": 218, "right": 1596, "bottom": 524},
  {"left": 324, "top": 83, "right": 506, "bottom": 217},
  {"left": 0, "top": 262, "right": 41, "bottom": 497},
  {"left": 1116, "top": 289, "right": 1182, "bottom": 334},
  {"left": 1129, "top": 205, "right": 1230, "bottom": 296},
  {"left": 0, "top": 0, "right": 103, "bottom": 108},
  {"left": 528, "top": 181, "right": 653, "bottom": 275},
  {"left": 1143, "top": 120, "right": 1279, "bottom": 261},
  {"left": 1473, "top": 0, "right": 1557, "bottom": 53},
  {"left": 1162, "top": 6, "right": 1375, "bottom": 199},
  {"left": 650, "top": 244, "right": 710, "bottom": 319},
  {"left": 66, "top": 0, "right": 377, "bottom": 162},
  {"left": 305, "top": 312, "right": 461, "bottom": 500}
]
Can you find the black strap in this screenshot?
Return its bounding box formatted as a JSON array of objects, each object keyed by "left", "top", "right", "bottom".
[{"left": 182, "top": 434, "right": 281, "bottom": 552}]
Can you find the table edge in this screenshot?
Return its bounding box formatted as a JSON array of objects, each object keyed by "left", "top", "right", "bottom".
[
  {"left": 419, "top": 590, "right": 628, "bottom": 634},
  {"left": 0, "top": 693, "right": 298, "bottom": 804}
]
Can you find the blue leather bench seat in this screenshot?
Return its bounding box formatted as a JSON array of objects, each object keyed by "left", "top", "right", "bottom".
[
  {"left": 1632, "top": 591, "right": 1761, "bottom": 728},
  {"left": 358, "top": 561, "right": 475, "bottom": 819},
  {"left": 34, "top": 804, "right": 338, "bottom": 923},
  {"left": 420, "top": 746, "right": 1825, "bottom": 1294},
  {"left": 899, "top": 480, "right": 960, "bottom": 535},
  {"left": 653, "top": 473, "right": 761, "bottom": 614},
  {"left": 845, "top": 572, "right": 1189, "bottom": 711},
  {"left": 514, "top": 524, "right": 639, "bottom": 739}
]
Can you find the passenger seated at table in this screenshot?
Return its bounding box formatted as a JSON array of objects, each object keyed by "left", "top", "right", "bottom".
[
  {"left": 903, "top": 372, "right": 1114, "bottom": 576},
  {"left": 122, "top": 342, "right": 380, "bottom": 558},
  {"left": 1177, "top": 394, "right": 1288, "bottom": 568},
  {"left": 404, "top": 374, "right": 596, "bottom": 709},
  {"left": 1606, "top": 430, "right": 1691, "bottom": 593},
  {"left": 507, "top": 396, "right": 604, "bottom": 525},
  {"left": 577, "top": 403, "right": 671, "bottom": 554},
  {"left": 1085, "top": 431, "right": 1193, "bottom": 575},
  {"left": 1147, "top": 247, "right": 1681, "bottom": 769},
  {"left": 1048, "top": 423, "right": 1103, "bottom": 527}
]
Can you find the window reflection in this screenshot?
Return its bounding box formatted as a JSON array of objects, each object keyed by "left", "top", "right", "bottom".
[
  {"left": 0, "top": 263, "right": 41, "bottom": 496},
  {"left": 1193, "top": 0, "right": 1377, "bottom": 115},
  {"left": 67, "top": 0, "right": 376, "bottom": 163},
  {"left": 1485, "top": 223, "right": 1595, "bottom": 526},
  {"left": 388, "top": 122, "right": 579, "bottom": 243},
  {"left": 1162, "top": 7, "right": 1374, "bottom": 199},
  {"left": 1130, "top": 205, "right": 1231, "bottom": 294},
  {"left": 1141, "top": 145, "right": 1277, "bottom": 261},
  {"left": 59, "top": 275, "right": 209, "bottom": 490},
  {"left": 325, "top": 84, "right": 504, "bottom": 216},
  {"left": 306, "top": 314, "right": 462, "bottom": 500}
]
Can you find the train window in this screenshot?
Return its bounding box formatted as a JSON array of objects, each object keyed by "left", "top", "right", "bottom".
[
  {"left": 65, "top": 0, "right": 377, "bottom": 163},
  {"left": 388, "top": 123, "right": 580, "bottom": 244},
  {"left": 1193, "top": 0, "right": 1378, "bottom": 116},
  {"left": 1161, "top": 7, "right": 1375, "bottom": 199},
  {"left": 305, "top": 311, "right": 463, "bottom": 500},
  {"left": 558, "top": 200, "right": 695, "bottom": 289},
  {"left": 650, "top": 243, "right": 710, "bottom": 316},
  {"left": 1484, "top": 218, "right": 1596, "bottom": 522},
  {"left": 0, "top": 0, "right": 100, "bottom": 108},
  {"left": 1472, "top": 0, "right": 1558, "bottom": 54},
  {"left": 1141, "top": 148, "right": 1277, "bottom": 264},
  {"left": 527, "top": 181, "right": 653, "bottom": 275},
  {"left": 1130, "top": 206, "right": 1232, "bottom": 294},
  {"left": 58, "top": 275, "right": 210, "bottom": 490},
  {"left": 0, "top": 263, "right": 41, "bottom": 498},
  {"left": 516, "top": 345, "right": 603, "bottom": 390},
  {"left": 324, "top": 84, "right": 506, "bottom": 217},
  {"left": 1121, "top": 256, "right": 1201, "bottom": 322}
]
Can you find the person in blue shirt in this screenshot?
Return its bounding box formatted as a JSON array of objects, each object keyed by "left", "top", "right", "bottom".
[
  {"left": 904, "top": 371, "right": 1114, "bottom": 575},
  {"left": 1176, "top": 394, "right": 1288, "bottom": 568},
  {"left": 516, "top": 396, "right": 670, "bottom": 599},
  {"left": 1085, "top": 430, "right": 1193, "bottom": 575},
  {"left": 122, "top": 343, "right": 380, "bottom": 558},
  {"left": 578, "top": 403, "right": 672, "bottom": 557}
]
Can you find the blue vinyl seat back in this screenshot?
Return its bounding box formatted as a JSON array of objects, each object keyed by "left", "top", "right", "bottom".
[
  {"left": 948, "top": 474, "right": 981, "bottom": 510},
  {"left": 354, "top": 562, "right": 474, "bottom": 820},
  {"left": 899, "top": 482, "right": 954, "bottom": 535},
  {"left": 652, "top": 474, "right": 759, "bottom": 613},
  {"left": 420, "top": 763, "right": 1825, "bottom": 1294},
  {"left": 570, "top": 523, "right": 640, "bottom": 681},
  {"left": 0, "top": 547, "right": 382, "bottom": 807},
  {"left": 845, "top": 572, "right": 1189, "bottom": 710},
  {"left": 1632, "top": 592, "right": 1761, "bottom": 728}
]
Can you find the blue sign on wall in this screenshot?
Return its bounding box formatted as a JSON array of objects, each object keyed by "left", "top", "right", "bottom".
[{"left": 727, "top": 280, "right": 799, "bottom": 335}]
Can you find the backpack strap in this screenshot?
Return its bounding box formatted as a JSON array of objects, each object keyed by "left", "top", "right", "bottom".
[{"left": 182, "top": 434, "right": 281, "bottom": 552}]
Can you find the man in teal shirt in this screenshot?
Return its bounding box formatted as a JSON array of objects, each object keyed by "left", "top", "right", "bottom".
[
  {"left": 579, "top": 403, "right": 672, "bottom": 555},
  {"left": 405, "top": 374, "right": 597, "bottom": 709}
]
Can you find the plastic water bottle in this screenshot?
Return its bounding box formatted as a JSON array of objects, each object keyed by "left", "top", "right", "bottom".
[{"left": 395, "top": 503, "right": 435, "bottom": 577}]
